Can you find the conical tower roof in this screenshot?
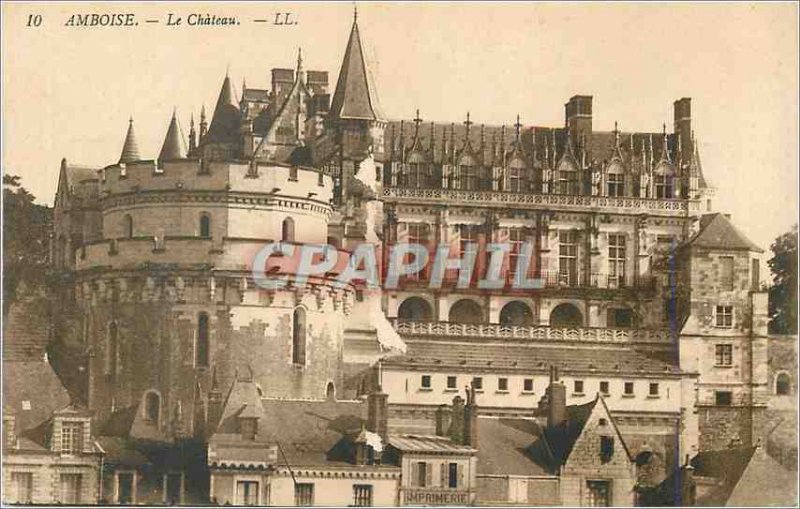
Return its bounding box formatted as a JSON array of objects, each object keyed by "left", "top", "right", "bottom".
[
  {"left": 158, "top": 110, "right": 187, "bottom": 162},
  {"left": 119, "top": 118, "right": 141, "bottom": 163},
  {"left": 329, "top": 13, "right": 383, "bottom": 122},
  {"left": 206, "top": 73, "right": 241, "bottom": 143}
]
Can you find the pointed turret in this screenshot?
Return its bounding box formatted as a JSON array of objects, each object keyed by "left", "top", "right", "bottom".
[
  {"left": 158, "top": 110, "right": 187, "bottom": 163},
  {"left": 328, "top": 11, "right": 383, "bottom": 122},
  {"left": 199, "top": 105, "right": 208, "bottom": 139},
  {"left": 189, "top": 114, "right": 197, "bottom": 152},
  {"left": 119, "top": 117, "right": 141, "bottom": 164},
  {"left": 206, "top": 73, "right": 240, "bottom": 144}
]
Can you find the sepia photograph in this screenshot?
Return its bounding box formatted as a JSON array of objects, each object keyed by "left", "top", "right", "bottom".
[{"left": 1, "top": 1, "right": 798, "bottom": 506}]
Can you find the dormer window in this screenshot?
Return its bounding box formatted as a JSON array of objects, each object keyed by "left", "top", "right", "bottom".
[
  {"left": 240, "top": 417, "right": 258, "bottom": 440},
  {"left": 60, "top": 420, "right": 84, "bottom": 455}
]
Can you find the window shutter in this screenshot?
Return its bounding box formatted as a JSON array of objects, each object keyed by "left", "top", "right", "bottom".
[
  {"left": 457, "top": 463, "right": 465, "bottom": 489},
  {"left": 426, "top": 463, "right": 432, "bottom": 487},
  {"left": 411, "top": 462, "right": 419, "bottom": 487},
  {"left": 440, "top": 463, "right": 447, "bottom": 488}
]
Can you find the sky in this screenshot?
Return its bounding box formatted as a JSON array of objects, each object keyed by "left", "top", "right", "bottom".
[{"left": 2, "top": 2, "right": 798, "bottom": 256}]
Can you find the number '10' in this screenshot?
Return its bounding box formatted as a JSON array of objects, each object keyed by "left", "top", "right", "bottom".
[{"left": 27, "top": 14, "right": 42, "bottom": 27}]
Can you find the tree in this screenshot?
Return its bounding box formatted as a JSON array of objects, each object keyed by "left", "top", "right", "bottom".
[
  {"left": 3, "top": 174, "right": 52, "bottom": 313},
  {"left": 768, "top": 224, "right": 798, "bottom": 334}
]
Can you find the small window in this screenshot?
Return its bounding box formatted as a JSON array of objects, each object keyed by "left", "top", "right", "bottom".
[
  {"left": 295, "top": 483, "right": 314, "bottom": 506},
  {"left": 421, "top": 375, "right": 432, "bottom": 389},
  {"left": 144, "top": 392, "right": 160, "bottom": 423},
  {"left": 353, "top": 485, "right": 373, "bottom": 507},
  {"left": 776, "top": 373, "right": 791, "bottom": 395},
  {"left": 715, "top": 305, "right": 733, "bottom": 328},
  {"left": 240, "top": 417, "right": 257, "bottom": 440},
  {"left": 624, "top": 381, "right": 634, "bottom": 396},
  {"left": 600, "top": 436, "right": 615, "bottom": 463},
  {"left": 715, "top": 391, "right": 733, "bottom": 406},
  {"left": 574, "top": 380, "right": 584, "bottom": 394},
  {"left": 415, "top": 462, "right": 429, "bottom": 487},
  {"left": 199, "top": 214, "right": 211, "bottom": 238},
  {"left": 282, "top": 217, "right": 295, "bottom": 242},
  {"left": 715, "top": 344, "right": 733, "bottom": 366},
  {"left": 600, "top": 381, "right": 610, "bottom": 395},
  {"left": 523, "top": 379, "right": 534, "bottom": 392},
  {"left": 498, "top": 378, "right": 508, "bottom": 392},
  {"left": 649, "top": 383, "right": 660, "bottom": 397},
  {"left": 237, "top": 480, "right": 259, "bottom": 506},
  {"left": 123, "top": 214, "right": 133, "bottom": 238},
  {"left": 60, "top": 421, "right": 84, "bottom": 454},
  {"left": 472, "top": 377, "right": 483, "bottom": 391},
  {"left": 447, "top": 376, "right": 457, "bottom": 389}
]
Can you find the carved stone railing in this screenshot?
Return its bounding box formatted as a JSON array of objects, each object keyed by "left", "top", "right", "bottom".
[
  {"left": 391, "top": 320, "right": 673, "bottom": 344},
  {"left": 383, "top": 186, "right": 700, "bottom": 216}
]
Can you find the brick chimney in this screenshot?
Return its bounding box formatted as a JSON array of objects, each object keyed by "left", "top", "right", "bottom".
[
  {"left": 546, "top": 366, "right": 567, "bottom": 428},
  {"left": 435, "top": 404, "right": 452, "bottom": 437},
  {"left": 673, "top": 98, "right": 693, "bottom": 158},
  {"left": 463, "top": 384, "right": 479, "bottom": 448},
  {"left": 367, "top": 387, "right": 389, "bottom": 442},
  {"left": 448, "top": 395, "right": 465, "bottom": 444},
  {"left": 565, "top": 95, "right": 593, "bottom": 142}
]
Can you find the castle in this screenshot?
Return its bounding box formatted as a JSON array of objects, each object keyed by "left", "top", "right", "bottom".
[{"left": 4, "top": 9, "right": 795, "bottom": 507}]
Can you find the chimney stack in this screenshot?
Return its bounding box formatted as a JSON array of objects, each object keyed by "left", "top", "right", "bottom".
[
  {"left": 435, "top": 404, "right": 452, "bottom": 437},
  {"left": 565, "top": 95, "right": 593, "bottom": 143},
  {"left": 367, "top": 387, "right": 389, "bottom": 442},
  {"left": 673, "top": 98, "right": 692, "bottom": 159},
  {"left": 546, "top": 366, "right": 567, "bottom": 428},
  {"left": 463, "top": 385, "right": 479, "bottom": 449},
  {"left": 448, "top": 395, "right": 465, "bottom": 444}
]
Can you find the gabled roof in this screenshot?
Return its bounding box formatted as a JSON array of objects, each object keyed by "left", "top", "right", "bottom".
[
  {"left": 206, "top": 74, "right": 241, "bottom": 144},
  {"left": 119, "top": 118, "right": 141, "bottom": 163},
  {"left": 2, "top": 359, "right": 71, "bottom": 433},
  {"left": 477, "top": 417, "right": 552, "bottom": 476},
  {"left": 329, "top": 17, "right": 383, "bottom": 122},
  {"left": 158, "top": 111, "right": 187, "bottom": 162},
  {"left": 688, "top": 213, "right": 763, "bottom": 252}
]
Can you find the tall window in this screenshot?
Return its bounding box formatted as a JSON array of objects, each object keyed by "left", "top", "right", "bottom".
[
  {"left": 407, "top": 162, "right": 427, "bottom": 188},
  {"left": 508, "top": 229, "right": 524, "bottom": 280},
  {"left": 719, "top": 256, "right": 734, "bottom": 291},
  {"left": 117, "top": 472, "right": 135, "bottom": 504},
  {"left": 600, "top": 437, "right": 615, "bottom": 464},
  {"left": 59, "top": 473, "right": 82, "bottom": 504},
  {"left": 353, "top": 485, "right": 373, "bottom": 507},
  {"left": 715, "top": 344, "right": 733, "bottom": 366},
  {"left": 292, "top": 308, "right": 306, "bottom": 365},
  {"left": 459, "top": 225, "right": 478, "bottom": 258},
  {"left": 407, "top": 223, "right": 429, "bottom": 280},
  {"left": 199, "top": 214, "right": 211, "bottom": 238},
  {"left": 108, "top": 322, "right": 118, "bottom": 381},
  {"left": 608, "top": 234, "right": 626, "bottom": 287},
  {"left": 11, "top": 473, "right": 33, "bottom": 504},
  {"left": 507, "top": 161, "right": 525, "bottom": 192},
  {"left": 715, "top": 306, "right": 733, "bottom": 328},
  {"left": 236, "top": 480, "right": 259, "bottom": 506},
  {"left": 295, "top": 483, "right": 314, "bottom": 506},
  {"left": 414, "top": 461, "right": 430, "bottom": 487},
  {"left": 123, "top": 214, "right": 133, "bottom": 238},
  {"left": 448, "top": 462, "right": 460, "bottom": 488},
  {"left": 559, "top": 230, "right": 578, "bottom": 285},
  {"left": 145, "top": 392, "right": 160, "bottom": 423},
  {"left": 61, "top": 421, "right": 84, "bottom": 454},
  {"left": 559, "top": 166, "right": 580, "bottom": 195},
  {"left": 776, "top": 373, "right": 791, "bottom": 395},
  {"left": 607, "top": 171, "right": 624, "bottom": 197},
  {"left": 655, "top": 175, "right": 673, "bottom": 199},
  {"left": 196, "top": 312, "right": 209, "bottom": 368},
  {"left": 460, "top": 164, "right": 477, "bottom": 190},
  {"left": 281, "top": 217, "right": 295, "bottom": 242}
]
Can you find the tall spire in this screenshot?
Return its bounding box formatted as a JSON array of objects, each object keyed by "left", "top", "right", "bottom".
[
  {"left": 199, "top": 105, "right": 208, "bottom": 139},
  {"left": 296, "top": 47, "right": 305, "bottom": 84},
  {"left": 189, "top": 113, "right": 197, "bottom": 152},
  {"left": 329, "top": 11, "right": 383, "bottom": 122},
  {"left": 206, "top": 74, "right": 240, "bottom": 143},
  {"left": 158, "top": 109, "right": 187, "bottom": 163},
  {"left": 119, "top": 117, "right": 141, "bottom": 164}
]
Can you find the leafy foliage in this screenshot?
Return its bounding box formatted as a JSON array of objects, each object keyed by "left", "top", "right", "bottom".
[
  {"left": 768, "top": 224, "right": 798, "bottom": 334},
  {"left": 3, "top": 174, "right": 52, "bottom": 313}
]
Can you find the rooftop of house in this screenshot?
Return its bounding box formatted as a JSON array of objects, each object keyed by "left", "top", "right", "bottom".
[
  {"left": 688, "top": 212, "right": 763, "bottom": 252},
  {"left": 2, "top": 359, "right": 71, "bottom": 434}
]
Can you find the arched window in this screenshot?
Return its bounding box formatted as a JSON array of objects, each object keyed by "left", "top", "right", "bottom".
[
  {"left": 144, "top": 391, "right": 160, "bottom": 423},
  {"left": 196, "top": 312, "right": 209, "bottom": 368},
  {"left": 397, "top": 297, "right": 433, "bottom": 322},
  {"left": 449, "top": 299, "right": 483, "bottom": 324},
  {"left": 123, "top": 214, "right": 133, "bottom": 238},
  {"left": 199, "top": 213, "right": 211, "bottom": 238},
  {"left": 326, "top": 382, "right": 336, "bottom": 401},
  {"left": 499, "top": 301, "right": 534, "bottom": 326},
  {"left": 550, "top": 303, "right": 583, "bottom": 327},
  {"left": 108, "top": 322, "right": 118, "bottom": 381},
  {"left": 282, "top": 217, "right": 295, "bottom": 243},
  {"left": 292, "top": 308, "right": 306, "bottom": 365},
  {"left": 776, "top": 373, "right": 791, "bottom": 395}
]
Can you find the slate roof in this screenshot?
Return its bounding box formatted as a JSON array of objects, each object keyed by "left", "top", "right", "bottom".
[
  {"left": 2, "top": 295, "right": 51, "bottom": 362},
  {"left": 388, "top": 433, "right": 476, "bottom": 454},
  {"left": 542, "top": 399, "right": 597, "bottom": 466},
  {"left": 329, "top": 18, "right": 383, "bottom": 121},
  {"left": 3, "top": 360, "right": 71, "bottom": 433},
  {"left": 158, "top": 111, "right": 187, "bottom": 161},
  {"left": 476, "top": 417, "right": 552, "bottom": 476},
  {"left": 688, "top": 213, "right": 763, "bottom": 252},
  {"left": 205, "top": 74, "right": 241, "bottom": 144},
  {"left": 382, "top": 339, "right": 680, "bottom": 376},
  {"left": 119, "top": 118, "right": 141, "bottom": 163}
]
